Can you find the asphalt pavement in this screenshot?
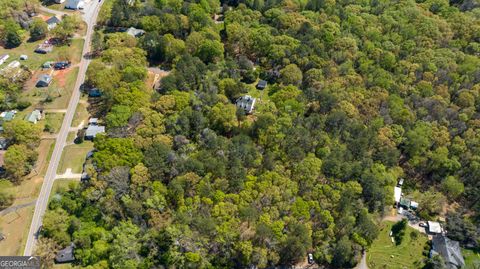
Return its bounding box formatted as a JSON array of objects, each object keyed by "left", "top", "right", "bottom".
[{"left": 23, "top": 0, "right": 104, "bottom": 256}]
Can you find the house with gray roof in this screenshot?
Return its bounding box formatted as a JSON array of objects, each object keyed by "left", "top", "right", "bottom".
[
  {"left": 25, "top": 110, "right": 42, "bottom": 124},
  {"left": 36, "top": 74, "right": 52, "bottom": 87},
  {"left": 85, "top": 125, "right": 105, "bottom": 140},
  {"left": 46, "top": 16, "right": 61, "bottom": 30},
  {"left": 236, "top": 95, "right": 256, "bottom": 114},
  {"left": 126, "top": 27, "right": 145, "bottom": 37},
  {"left": 430, "top": 235, "right": 465, "bottom": 269},
  {"left": 65, "top": 0, "right": 85, "bottom": 10},
  {"left": 55, "top": 243, "right": 75, "bottom": 263}
]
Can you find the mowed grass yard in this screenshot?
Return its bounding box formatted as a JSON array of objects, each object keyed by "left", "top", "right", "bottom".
[
  {"left": 0, "top": 38, "right": 84, "bottom": 71},
  {"left": 57, "top": 141, "right": 93, "bottom": 174},
  {"left": 463, "top": 248, "right": 480, "bottom": 269},
  {"left": 367, "top": 221, "right": 429, "bottom": 269}
]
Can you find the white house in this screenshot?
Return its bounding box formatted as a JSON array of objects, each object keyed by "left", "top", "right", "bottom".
[
  {"left": 0, "top": 54, "right": 9, "bottom": 66},
  {"left": 65, "top": 0, "right": 85, "bottom": 10},
  {"left": 236, "top": 95, "right": 256, "bottom": 114},
  {"left": 46, "top": 16, "right": 61, "bottom": 30}
]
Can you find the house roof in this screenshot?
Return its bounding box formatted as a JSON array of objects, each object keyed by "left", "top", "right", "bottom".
[
  {"left": 394, "top": 186, "right": 402, "bottom": 203},
  {"left": 85, "top": 125, "right": 105, "bottom": 138},
  {"left": 46, "top": 16, "right": 60, "bottom": 25},
  {"left": 431, "top": 235, "right": 465, "bottom": 269},
  {"left": 55, "top": 243, "right": 75, "bottom": 263},
  {"left": 257, "top": 80, "right": 267, "bottom": 89},
  {"left": 126, "top": 27, "right": 145, "bottom": 37},
  {"left": 66, "top": 0, "right": 84, "bottom": 8},
  {"left": 236, "top": 95, "right": 256, "bottom": 114},
  {"left": 428, "top": 221, "right": 443, "bottom": 234},
  {"left": 25, "top": 110, "right": 41, "bottom": 123},
  {"left": 38, "top": 74, "right": 52, "bottom": 83},
  {"left": 2, "top": 111, "right": 16, "bottom": 121},
  {"left": 88, "top": 118, "right": 98, "bottom": 124}
]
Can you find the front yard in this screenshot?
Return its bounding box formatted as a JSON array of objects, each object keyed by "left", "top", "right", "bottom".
[{"left": 367, "top": 221, "right": 429, "bottom": 269}]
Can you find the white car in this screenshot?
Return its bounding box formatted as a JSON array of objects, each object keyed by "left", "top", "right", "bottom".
[{"left": 308, "top": 253, "right": 314, "bottom": 264}]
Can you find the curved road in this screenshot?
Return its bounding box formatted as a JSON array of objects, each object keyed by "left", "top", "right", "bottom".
[{"left": 23, "top": 1, "right": 104, "bottom": 256}]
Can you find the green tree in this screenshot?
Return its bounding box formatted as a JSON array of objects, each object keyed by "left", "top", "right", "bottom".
[
  {"left": 4, "top": 144, "right": 37, "bottom": 182},
  {"left": 29, "top": 18, "right": 48, "bottom": 41}
]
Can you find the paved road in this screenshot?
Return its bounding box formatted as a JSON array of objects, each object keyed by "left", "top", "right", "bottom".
[{"left": 23, "top": 0, "right": 103, "bottom": 256}]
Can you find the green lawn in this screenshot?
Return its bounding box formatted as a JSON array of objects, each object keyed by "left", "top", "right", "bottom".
[
  {"left": 49, "top": 179, "right": 78, "bottom": 203},
  {"left": 367, "top": 221, "right": 429, "bottom": 269},
  {"left": 57, "top": 141, "right": 93, "bottom": 174},
  {"left": 43, "top": 112, "right": 65, "bottom": 134},
  {"left": 463, "top": 248, "right": 480, "bottom": 269},
  {"left": 24, "top": 66, "right": 80, "bottom": 110},
  {"left": 0, "top": 38, "right": 84, "bottom": 71},
  {"left": 71, "top": 101, "right": 89, "bottom": 127},
  {"left": 67, "top": 131, "right": 77, "bottom": 144}
]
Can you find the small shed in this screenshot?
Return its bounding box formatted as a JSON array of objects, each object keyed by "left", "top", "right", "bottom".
[
  {"left": 256, "top": 80, "right": 267, "bottom": 90},
  {"left": 88, "top": 88, "right": 102, "bottom": 97},
  {"left": 1, "top": 110, "right": 17, "bottom": 121},
  {"left": 85, "top": 125, "right": 105, "bottom": 140},
  {"left": 36, "top": 74, "right": 52, "bottom": 87},
  {"left": 126, "top": 27, "right": 145, "bottom": 37},
  {"left": 20, "top": 55, "right": 28, "bottom": 60},
  {"left": 399, "top": 197, "right": 410, "bottom": 209},
  {"left": 65, "top": 0, "right": 85, "bottom": 10},
  {"left": 236, "top": 95, "right": 256, "bottom": 114},
  {"left": 42, "top": 61, "right": 54, "bottom": 69},
  {"left": 430, "top": 235, "right": 465, "bottom": 269},
  {"left": 0, "top": 54, "right": 9, "bottom": 65},
  {"left": 25, "top": 110, "right": 42, "bottom": 124},
  {"left": 410, "top": 201, "right": 419, "bottom": 210},
  {"left": 398, "top": 178, "right": 404, "bottom": 186},
  {"left": 55, "top": 243, "right": 75, "bottom": 263},
  {"left": 427, "top": 221, "right": 443, "bottom": 234},
  {"left": 46, "top": 16, "right": 61, "bottom": 30}
]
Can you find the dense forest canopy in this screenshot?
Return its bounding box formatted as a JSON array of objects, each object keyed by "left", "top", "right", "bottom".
[{"left": 41, "top": 0, "right": 480, "bottom": 268}]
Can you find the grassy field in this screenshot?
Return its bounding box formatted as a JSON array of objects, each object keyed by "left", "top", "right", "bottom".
[
  {"left": 72, "top": 101, "right": 89, "bottom": 127},
  {"left": 367, "top": 221, "right": 429, "bottom": 269},
  {"left": 463, "top": 248, "right": 480, "bottom": 269},
  {"left": 57, "top": 141, "right": 93, "bottom": 174},
  {"left": 23, "top": 66, "right": 80, "bottom": 110},
  {"left": 49, "top": 179, "right": 79, "bottom": 203},
  {"left": 0, "top": 38, "right": 84, "bottom": 71},
  {"left": 43, "top": 112, "right": 65, "bottom": 134}
]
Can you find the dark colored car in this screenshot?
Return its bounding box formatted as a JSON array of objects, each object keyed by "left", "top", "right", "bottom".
[{"left": 54, "top": 61, "right": 71, "bottom": 70}]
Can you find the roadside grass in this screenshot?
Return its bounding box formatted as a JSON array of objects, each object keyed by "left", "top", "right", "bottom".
[
  {"left": 67, "top": 131, "right": 77, "bottom": 144},
  {"left": 72, "top": 101, "right": 89, "bottom": 127},
  {"left": 0, "top": 38, "right": 84, "bottom": 71},
  {"left": 57, "top": 141, "right": 93, "bottom": 174},
  {"left": 43, "top": 112, "right": 65, "bottom": 134},
  {"left": 463, "top": 248, "right": 480, "bottom": 269},
  {"left": 49, "top": 179, "right": 79, "bottom": 203},
  {"left": 367, "top": 221, "right": 429, "bottom": 269}
]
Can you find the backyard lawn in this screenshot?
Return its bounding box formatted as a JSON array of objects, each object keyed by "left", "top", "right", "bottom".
[
  {"left": 43, "top": 112, "right": 65, "bottom": 134},
  {"left": 463, "top": 248, "right": 480, "bottom": 269},
  {"left": 57, "top": 141, "right": 93, "bottom": 174},
  {"left": 0, "top": 38, "right": 84, "bottom": 71},
  {"left": 367, "top": 221, "right": 429, "bottom": 269},
  {"left": 72, "top": 101, "right": 89, "bottom": 127}
]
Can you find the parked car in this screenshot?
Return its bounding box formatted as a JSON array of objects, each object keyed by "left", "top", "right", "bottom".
[
  {"left": 419, "top": 222, "right": 427, "bottom": 227},
  {"left": 54, "top": 61, "right": 71, "bottom": 70},
  {"left": 307, "top": 253, "right": 314, "bottom": 264}
]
